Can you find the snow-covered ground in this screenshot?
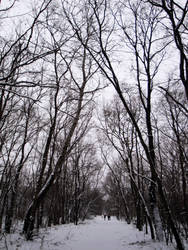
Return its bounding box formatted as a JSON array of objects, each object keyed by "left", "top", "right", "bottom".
[{"left": 0, "top": 216, "right": 187, "bottom": 250}]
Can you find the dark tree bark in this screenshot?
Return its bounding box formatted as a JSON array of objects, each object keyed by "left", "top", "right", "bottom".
[
  {"left": 63, "top": 0, "right": 185, "bottom": 248},
  {"left": 147, "top": 0, "right": 188, "bottom": 100}
]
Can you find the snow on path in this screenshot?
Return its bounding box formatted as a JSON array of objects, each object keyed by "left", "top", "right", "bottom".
[
  {"left": 61, "top": 216, "right": 175, "bottom": 250},
  {"left": 0, "top": 216, "right": 182, "bottom": 250}
]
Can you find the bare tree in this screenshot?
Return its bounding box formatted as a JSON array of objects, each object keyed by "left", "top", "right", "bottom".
[
  {"left": 98, "top": 97, "right": 155, "bottom": 238},
  {"left": 147, "top": 0, "right": 188, "bottom": 99},
  {"left": 158, "top": 87, "right": 188, "bottom": 239},
  {"left": 63, "top": 0, "right": 185, "bottom": 248},
  {"left": 22, "top": 27, "right": 100, "bottom": 237},
  {"left": 0, "top": 89, "right": 42, "bottom": 232},
  {"left": 4, "top": 97, "right": 42, "bottom": 233}
]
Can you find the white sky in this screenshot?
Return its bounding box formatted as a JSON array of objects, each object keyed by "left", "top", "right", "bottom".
[{"left": 0, "top": 0, "right": 31, "bottom": 15}]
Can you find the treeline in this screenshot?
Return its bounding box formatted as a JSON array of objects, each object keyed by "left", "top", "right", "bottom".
[
  {"left": 0, "top": 0, "right": 103, "bottom": 240},
  {"left": 100, "top": 91, "right": 188, "bottom": 245}
]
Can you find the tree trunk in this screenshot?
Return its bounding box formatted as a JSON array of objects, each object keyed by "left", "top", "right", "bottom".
[{"left": 23, "top": 80, "right": 86, "bottom": 238}]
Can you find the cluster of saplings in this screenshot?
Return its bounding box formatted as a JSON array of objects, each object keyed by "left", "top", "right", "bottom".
[{"left": 2, "top": 168, "right": 104, "bottom": 240}]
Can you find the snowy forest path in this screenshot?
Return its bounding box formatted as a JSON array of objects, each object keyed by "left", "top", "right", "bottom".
[
  {"left": 45, "top": 216, "right": 174, "bottom": 250},
  {"left": 63, "top": 216, "right": 129, "bottom": 250},
  {"left": 2, "top": 216, "right": 177, "bottom": 250}
]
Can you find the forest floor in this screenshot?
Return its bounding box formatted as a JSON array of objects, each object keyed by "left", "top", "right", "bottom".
[{"left": 0, "top": 216, "right": 187, "bottom": 250}]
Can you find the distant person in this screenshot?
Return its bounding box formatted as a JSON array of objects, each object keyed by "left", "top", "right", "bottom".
[
  {"left": 104, "top": 214, "right": 106, "bottom": 220},
  {"left": 107, "top": 215, "right": 111, "bottom": 220}
]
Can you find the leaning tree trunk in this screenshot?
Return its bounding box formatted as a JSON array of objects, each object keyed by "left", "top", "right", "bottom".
[{"left": 23, "top": 81, "right": 86, "bottom": 239}]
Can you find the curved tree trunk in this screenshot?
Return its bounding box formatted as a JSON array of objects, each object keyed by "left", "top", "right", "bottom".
[{"left": 23, "top": 64, "right": 87, "bottom": 238}]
